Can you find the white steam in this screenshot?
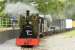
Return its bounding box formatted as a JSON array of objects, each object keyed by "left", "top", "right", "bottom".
[{"left": 5, "top": 2, "right": 39, "bottom": 16}]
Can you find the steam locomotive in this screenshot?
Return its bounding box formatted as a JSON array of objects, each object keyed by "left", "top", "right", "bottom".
[{"left": 16, "top": 10, "right": 40, "bottom": 47}]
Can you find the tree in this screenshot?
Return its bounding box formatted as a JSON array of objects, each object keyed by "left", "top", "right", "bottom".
[
  {"left": 35, "top": 0, "right": 48, "bottom": 15},
  {"left": 64, "top": 0, "right": 75, "bottom": 19},
  {"left": 0, "top": 0, "right": 6, "bottom": 16},
  {"left": 35, "top": 0, "right": 65, "bottom": 19}
]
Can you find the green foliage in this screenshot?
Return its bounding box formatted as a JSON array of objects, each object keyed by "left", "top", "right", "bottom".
[
  {"left": 35, "top": 0, "right": 65, "bottom": 16},
  {"left": 0, "top": 0, "right": 6, "bottom": 16},
  {"left": 36, "top": 0, "right": 48, "bottom": 14},
  {"left": 47, "top": 0, "right": 57, "bottom": 13},
  {"left": 65, "top": 0, "right": 75, "bottom": 18},
  {"left": 71, "top": 14, "right": 75, "bottom": 19}
]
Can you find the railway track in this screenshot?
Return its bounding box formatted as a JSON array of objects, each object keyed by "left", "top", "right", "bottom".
[{"left": 21, "top": 47, "right": 46, "bottom": 50}]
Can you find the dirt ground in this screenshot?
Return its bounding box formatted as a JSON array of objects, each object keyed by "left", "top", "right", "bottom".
[{"left": 0, "top": 30, "right": 75, "bottom": 50}]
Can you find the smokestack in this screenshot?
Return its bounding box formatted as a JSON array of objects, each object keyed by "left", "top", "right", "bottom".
[
  {"left": 26, "top": 10, "right": 30, "bottom": 22},
  {"left": 26, "top": 10, "right": 30, "bottom": 16}
]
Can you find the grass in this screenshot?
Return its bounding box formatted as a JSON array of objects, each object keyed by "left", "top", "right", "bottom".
[{"left": 64, "top": 30, "right": 75, "bottom": 38}]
